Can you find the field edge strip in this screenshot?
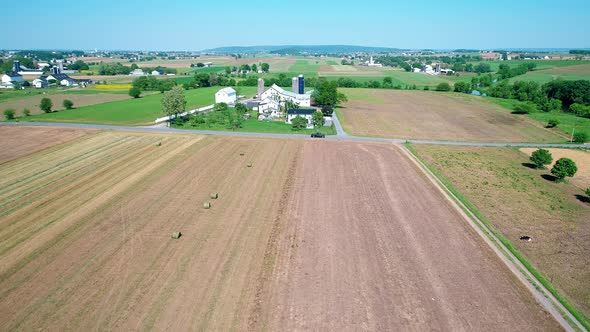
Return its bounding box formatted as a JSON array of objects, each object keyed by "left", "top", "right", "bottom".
[{"left": 402, "top": 143, "right": 589, "bottom": 332}]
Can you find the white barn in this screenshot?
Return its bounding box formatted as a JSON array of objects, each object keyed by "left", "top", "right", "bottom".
[
  {"left": 260, "top": 84, "right": 312, "bottom": 107},
  {"left": 215, "top": 87, "right": 237, "bottom": 105},
  {"left": 1, "top": 72, "right": 24, "bottom": 84}
]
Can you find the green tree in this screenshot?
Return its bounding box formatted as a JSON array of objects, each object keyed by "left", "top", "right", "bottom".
[
  {"left": 224, "top": 66, "right": 231, "bottom": 75},
  {"left": 63, "top": 99, "right": 74, "bottom": 110},
  {"left": 260, "top": 63, "right": 270, "bottom": 73},
  {"left": 23, "top": 108, "right": 30, "bottom": 116},
  {"left": 214, "top": 102, "right": 228, "bottom": 112},
  {"left": 530, "top": 149, "right": 553, "bottom": 169},
  {"left": 40, "top": 97, "right": 53, "bottom": 113},
  {"left": 3, "top": 109, "right": 15, "bottom": 120},
  {"left": 573, "top": 132, "right": 588, "bottom": 143},
  {"left": 161, "top": 86, "right": 186, "bottom": 122},
  {"left": 312, "top": 80, "right": 346, "bottom": 107},
  {"left": 251, "top": 64, "right": 258, "bottom": 73},
  {"left": 321, "top": 104, "right": 333, "bottom": 116},
  {"left": 512, "top": 102, "right": 536, "bottom": 114},
  {"left": 312, "top": 111, "right": 325, "bottom": 128},
  {"left": 435, "top": 83, "right": 451, "bottom": 91},
  {"left": 474, "top": 62, "right": 492, "bottom": 73},
  {"left": 551, "top": 158, "right": 577, "bottom": 182},
  {"left": 129, "top": 87, "right": 141, "bottom": 98},
  {"left": 547, "top": 119, "right": 559, "bottom": 128},
  {"left": 291, "top": 116, "right": 308, "bottom": 130},
  {"left": 453, "top": 81, "right": 470, "bottom": 93},
  {"left": 585, "top": 188, "right": 590, "bottom": 198}
]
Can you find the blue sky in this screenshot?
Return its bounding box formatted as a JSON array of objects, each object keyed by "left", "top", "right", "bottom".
[{"left": 2, "top": 0, "right": 589, "bottom": 50}]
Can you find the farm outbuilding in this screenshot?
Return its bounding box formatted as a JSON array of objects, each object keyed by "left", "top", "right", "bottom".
[{"left": 215, "top": 87, "right": 237, "bottom": 105}]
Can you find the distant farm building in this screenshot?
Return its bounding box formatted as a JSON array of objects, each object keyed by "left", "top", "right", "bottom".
[
  {"left": 151, "top": 69, "right": 164, "bottom": 76},
  {"left": 360, "top": 56, "right": 383, "bottom": 67},
  {"left": 215, "top": 87, "right": 237, "bottom": 105},
  {"left": 129, "top": 69, "right": 145, "bottom": 76},
  {"left": 32, "top": 77, "right": 48, "bottom": 88},
  {"left": 1, "top": 72, "right": 24, "bottom": 84}
]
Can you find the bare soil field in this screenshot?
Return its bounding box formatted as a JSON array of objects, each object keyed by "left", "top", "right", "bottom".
[
  {"left": 412, "top": 145, "right": 590, "bottom": 321},
  {"left": 520, "top": 148, "right": 590, "bottom": 189},
  {"left": 339, "top": 89, "right": 563, "bottom": 142},
  {"left": 0, "top": 126, "right": 94, "bottom": 164},
  {"left": 0, "top": 92, "right": 129, "bottom": 116},
  {"left": 256, "top": 141, "right": 561, "bottom": 331},
  {"left": 0, "top": 129, "right": 302, "bottom": 331}
]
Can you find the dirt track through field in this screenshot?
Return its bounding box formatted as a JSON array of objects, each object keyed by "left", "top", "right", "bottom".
[{"left": 259, "top": 141, "right": 561, "bottom": 331}]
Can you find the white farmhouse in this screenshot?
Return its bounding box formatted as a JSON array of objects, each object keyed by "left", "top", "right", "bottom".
[
  {"left": 129, "top": 69, "right": 145, "bottom": 76},
  {"left": 215, "top": 87, "right": 237, "bottom": 105},
  {"left": 33, "top": 77, "right": 48, "bottom": 88},
  {"left": 1, "top": 72, "right": 24, "bottom": 84},
  {"left": 286, "top": 109, "right": 315, "bottom": 129}
]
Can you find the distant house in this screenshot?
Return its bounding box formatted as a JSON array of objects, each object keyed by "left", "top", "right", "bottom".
[
  {"left": 258, "top": 98, "right": 281, "bottom": 120},
  {"left": 286, "top": 109, "right": 315, "bottom": 129},
  {"left": 129, "top": 69, "right": 145, "bottom": 76},
  {"left": 215, "top": 87, "right": 237, "bottom": 105},
  {"left": 33, "top": 77, "right": 48, "bottom": 88},
  {"left": 47, "top": 73, "right": 77, "bottom": 86},
  {"left": 151, "top": 69, "right": 164, "bottom": 76},
  {"left": 1, "top": 72, "right": 24, "bottom": 84}
]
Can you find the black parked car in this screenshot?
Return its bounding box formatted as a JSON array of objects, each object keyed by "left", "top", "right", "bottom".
[{"left": 311, "top": 132, "right": 325, "bottom": 138}]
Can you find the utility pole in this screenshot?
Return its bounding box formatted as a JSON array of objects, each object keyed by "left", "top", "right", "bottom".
[{"left": 571, "top": 128, "right": 575, "bottom": 143}]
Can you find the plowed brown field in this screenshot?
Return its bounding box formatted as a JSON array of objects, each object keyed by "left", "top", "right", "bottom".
[
  {"left": 339, "top": 89, "right": 562, "bottom": 142},
  {"left": 0, "top": 126, "right": 93, "bottom": 164},
  {"left": 0, "top": 129, "right": 301, "bottom": 331},
  {"left": 258, "top": 141, "right": 561, "bottom": 331},
  {"left": 0, "top": 128, "right": 562, "bottom": 330}
]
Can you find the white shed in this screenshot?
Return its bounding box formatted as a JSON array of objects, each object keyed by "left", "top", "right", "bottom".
[{"left": 215, "top": 87, "right": 237, "bottom": 105}]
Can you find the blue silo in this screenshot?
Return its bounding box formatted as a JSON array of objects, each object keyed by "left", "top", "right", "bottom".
[{"left": 298, "top": 74, "right": 304, "bottom": 94}]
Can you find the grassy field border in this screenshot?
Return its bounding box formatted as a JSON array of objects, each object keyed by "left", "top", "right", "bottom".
[{"left": 403, "top": 143, "right": 589, "bottom": 331}]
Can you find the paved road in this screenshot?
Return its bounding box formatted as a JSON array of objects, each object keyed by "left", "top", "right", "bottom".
[
  {"left": 1, "top": 121, "right": 589, "bottom": 149},
  {"left": 331, "top": 111, "right": 347, "bottom": 136}
]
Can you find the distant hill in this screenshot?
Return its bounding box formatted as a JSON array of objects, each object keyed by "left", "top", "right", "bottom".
[{"left": 201, "top": 45, "right": 404, "bottom": 55}]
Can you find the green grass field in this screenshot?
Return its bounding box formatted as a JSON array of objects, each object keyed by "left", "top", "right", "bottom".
[
  {"left": 288, "top": 60, "right": 321, "bottom": 75},
  {"left": 174, "top": 115, "right": 336, "bottom": 135},
  {"left": 486, "top": 97, "right": 590, "bottom": 139},
  {"left": 473, "top": 59, "right": 590, "bottom": 72},
  {"left": 407, "top": 144, "right": 590, "bottom": 328},
  {"left": 20, "top": 87, "right": 256, "bottom": 126}
]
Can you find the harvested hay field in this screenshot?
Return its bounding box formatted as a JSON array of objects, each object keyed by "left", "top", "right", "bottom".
[
  {"left": 411, "top": 145, "right": 590, "bottom": 322},
  {"left": 255, "top": 141, "right": 561, "bottom": 331},
  {"left": 0, "top": 129, "right": 302, "bottom": 331},
  {"left": 0, "top": 92, "right": 130, "bottom": 116},
  {"left": 0, "top": 126, "right": 93, "bottom": 164},
  {"left": 520, "top": 148, "right": 590, "bottom": 189},
  {"left": 339, "top": 89, "right": 563, "bottom": 142}
]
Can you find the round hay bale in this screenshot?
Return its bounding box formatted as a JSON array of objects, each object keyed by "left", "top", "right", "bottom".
[
  {"left": 171, "top": 231, "right": 181, "bottom": 239},
  {"left": 247, "top": 163, "right": 252, "bottom": 168},
  {"left": 203, "top": 201, "right": 211, "bottom": 209},
  {"left": 210, "top": 193, "right": 218, "bottom": 199},
  {"left": 240, "top": 152, "right": 245, "bottom": 156}
]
